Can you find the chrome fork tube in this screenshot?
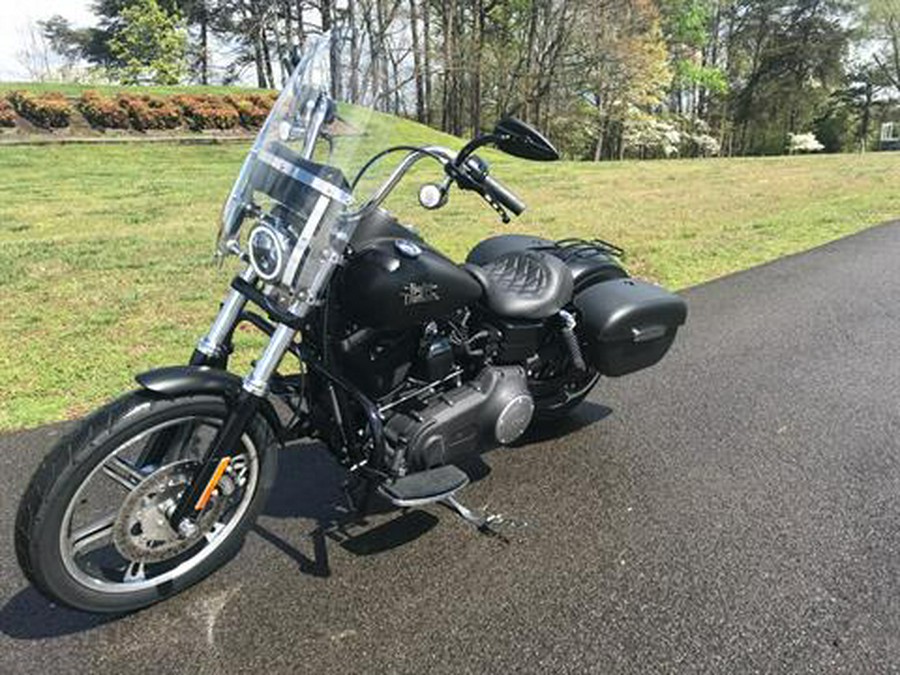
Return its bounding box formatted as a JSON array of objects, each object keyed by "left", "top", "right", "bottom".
[
  {"left": 243, "top": 322, "right": 297, "bottom": 397},
  {"left": 243, "top": 296, "right": 304, "bottom": 397},
  {"left": 196, "top": 265, "right": 257, "bottom": 359}
]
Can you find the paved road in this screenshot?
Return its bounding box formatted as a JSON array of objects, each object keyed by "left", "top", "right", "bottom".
[{"left": 3, "top": 222, "right": 900, "bottom": 674}]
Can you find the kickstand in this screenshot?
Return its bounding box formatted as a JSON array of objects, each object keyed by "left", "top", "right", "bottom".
[{"left": 440, "top": 495, "right": 509, "bottom": 543}]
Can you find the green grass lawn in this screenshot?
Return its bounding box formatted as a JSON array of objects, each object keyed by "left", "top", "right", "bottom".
[{"left": 1, "top": 115, "right": 898, "bottom": 430}]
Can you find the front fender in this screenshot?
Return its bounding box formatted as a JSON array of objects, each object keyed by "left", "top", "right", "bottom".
[{"left": 135, "top": 365, "right": 287, "bottom": 442}]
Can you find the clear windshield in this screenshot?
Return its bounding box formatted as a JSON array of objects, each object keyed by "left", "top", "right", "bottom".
[
  {"left": 218, "top": 34, "right": 370, "bottom": 255},
  {"left": 217, "top": 33, "right": 400, "bottom": 314}
]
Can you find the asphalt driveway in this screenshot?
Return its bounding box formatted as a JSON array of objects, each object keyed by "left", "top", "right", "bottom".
[{"left": 3, "top": 221, "right": 900, "bottom": 674}]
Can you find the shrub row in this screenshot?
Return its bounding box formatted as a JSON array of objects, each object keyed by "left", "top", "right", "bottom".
[
  {"left": 8, "top": 91, "right": 73, "bottom": 129},
  {"left": 2, "top": 90, "right": 278, "bottom": 131}
]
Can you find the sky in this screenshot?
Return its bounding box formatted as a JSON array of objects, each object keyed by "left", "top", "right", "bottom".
[{"left": 0, "top": 1, "right": 94, "bottom": 80}]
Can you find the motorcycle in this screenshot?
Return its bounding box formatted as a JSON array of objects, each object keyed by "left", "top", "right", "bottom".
[{"left": 15, "top": 35, "right": 686, "bottom": 614}]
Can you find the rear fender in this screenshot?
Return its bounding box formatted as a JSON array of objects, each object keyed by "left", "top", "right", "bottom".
[{"left": 135, "top": 365, "right": 287, "bottom": 443}]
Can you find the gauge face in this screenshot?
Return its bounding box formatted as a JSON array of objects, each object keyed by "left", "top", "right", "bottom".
[{"left": 248, "top": 226, "right": 285, "bottom": 281}]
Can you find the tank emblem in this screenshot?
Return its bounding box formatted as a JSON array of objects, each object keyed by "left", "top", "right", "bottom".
[
  {"left": 395, "top": 239, "right": 423, "bottom": 258},
  {"left": 402, "top": 282, "right": 440, "bottom": 305}
]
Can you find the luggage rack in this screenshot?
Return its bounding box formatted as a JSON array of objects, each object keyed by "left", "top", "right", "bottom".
[{"left": 533, "top": 237, "right": 626, "bottom": 260}]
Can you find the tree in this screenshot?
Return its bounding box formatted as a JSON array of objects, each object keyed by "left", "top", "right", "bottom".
[
  {"left": 575, "top": 0, "right": 672, "bottom": 160},
  {"left": 107, "top": 0, "right": 188, "bottom": 84},
  {"left": 864, "top": 0, "right": 900, "bottom": 92},
  {"left": 722, "top": 0, "right": 850, "bottom": 155},
  {"left": 16, "top": 22, "right": 54, "bottom": 81},
  {"left": 660, "top": 0, "right": 727, "bottom": 118}
]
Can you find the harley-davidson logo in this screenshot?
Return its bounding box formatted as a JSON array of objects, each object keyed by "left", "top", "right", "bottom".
[{"left": 401, "top": 282, "right": 440, "bottom": 306}]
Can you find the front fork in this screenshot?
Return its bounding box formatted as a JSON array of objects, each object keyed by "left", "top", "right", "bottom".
[
  {"left": 168, "top": 266, "right": 299, "bottom": 531},
  {"left": 189, "top": 265, "right": 258, "bottom": 367}
]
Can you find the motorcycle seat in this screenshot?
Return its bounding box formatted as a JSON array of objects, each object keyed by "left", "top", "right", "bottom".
[{"left": 465, "top": 250, "right": 574, "bottom": 319}]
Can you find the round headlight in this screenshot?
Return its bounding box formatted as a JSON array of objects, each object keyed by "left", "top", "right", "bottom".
[{"left": 248, "top": 225, "right": 285, "bottom": 281}]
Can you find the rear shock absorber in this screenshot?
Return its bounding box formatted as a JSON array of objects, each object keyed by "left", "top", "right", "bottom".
[{"left": 558, "top": 310, "right": 586, "bottom": 371}]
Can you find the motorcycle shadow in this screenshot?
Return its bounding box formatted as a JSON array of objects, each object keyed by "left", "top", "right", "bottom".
[
  {"left": 253, "top": 400, "right": 612, "bottom": 575},
  {"left": 0, "top": 587, "right": 116, "bottom": 639},
  {"left": 515, "top": 401, "right": 613, "bottom": 445},
  {"left": 253, "top": 441, "right": 472, "bottom": 574}
]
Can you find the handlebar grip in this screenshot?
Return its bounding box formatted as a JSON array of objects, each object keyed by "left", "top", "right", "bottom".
[{"left": 482, "top": 175, "right": 526, "bottom": 216}]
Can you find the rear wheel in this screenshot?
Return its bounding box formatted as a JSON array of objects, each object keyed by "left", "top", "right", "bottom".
[
  {"left": 15, "top": 391, "right": 277, "bottom": 614},
  {"left": 529, "top": 367, "right": 600, "bottom": 421}
]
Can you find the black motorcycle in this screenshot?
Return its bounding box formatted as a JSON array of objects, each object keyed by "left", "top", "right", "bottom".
[{"left": 15, "top": 36, "right": 686, "bottom": 614}]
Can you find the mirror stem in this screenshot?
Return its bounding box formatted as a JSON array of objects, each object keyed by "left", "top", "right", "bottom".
[{"left": 455, "top": 133, "right": 499, "bottom": 167}]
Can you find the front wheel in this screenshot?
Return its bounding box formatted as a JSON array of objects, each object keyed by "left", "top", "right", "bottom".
[{"left": 15, "top": 391, "right": 277, "bottom": 614}]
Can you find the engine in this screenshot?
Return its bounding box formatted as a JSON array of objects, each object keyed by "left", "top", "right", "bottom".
[
  {"left": 334, "top": 298, "right": 536, "bottom": 475},
  {"left": 382, "top": 366, "right": 534, "bottom": 473}
]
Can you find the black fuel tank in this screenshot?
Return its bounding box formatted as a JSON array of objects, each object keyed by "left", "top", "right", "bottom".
[{"left": 341, "top": 239, "right": 482, "bottom": 329}]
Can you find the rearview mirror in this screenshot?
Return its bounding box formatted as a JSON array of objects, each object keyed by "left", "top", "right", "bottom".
[{"left": 493, "top": 118, "right": 560, "bottom": 161}]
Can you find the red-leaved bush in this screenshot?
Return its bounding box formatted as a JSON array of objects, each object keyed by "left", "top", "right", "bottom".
[
  {"left": 224, "top": 94, "right": 272, "bottom": 128},
  {"left": 172, "top": 94, "right": 240, "bottom": 130},
  {"left": 9, "top": 91, "right": 72, "bottom": 129},
  {"left": 0, "top": 98, "right": 16, "bottom": 127},
  {"left": 78, "top": 91, "right": 130, "bottom": 129},
  {"left": 117, "top": 93, "right": 182, "bottom": 130}
]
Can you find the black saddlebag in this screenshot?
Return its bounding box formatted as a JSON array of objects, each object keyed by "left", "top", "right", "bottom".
[{"left": 573, "top": 279, "right": 687, "bottom": 377}]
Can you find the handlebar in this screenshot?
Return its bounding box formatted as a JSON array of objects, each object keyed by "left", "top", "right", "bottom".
[
  {"left": 352, "top": 145, "right": 526, "bottom": 222},
  {"left": 481, "top": 174, "right": 526, "bottom": 216},
  {"left": 354, "top": 146, "right": 457, "bottom": 215}
]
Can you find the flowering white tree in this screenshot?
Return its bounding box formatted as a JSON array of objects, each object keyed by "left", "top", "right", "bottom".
[
  {"left": 788, "top": 132, "right": 825, "bottom": 154},
  {"left": 623, "top": 111, "right": 681, "bottom": 158}
]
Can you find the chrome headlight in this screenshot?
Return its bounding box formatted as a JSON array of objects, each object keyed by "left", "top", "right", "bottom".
[{"left": 248, "top": 224, "right": 290, "bottom": 281}]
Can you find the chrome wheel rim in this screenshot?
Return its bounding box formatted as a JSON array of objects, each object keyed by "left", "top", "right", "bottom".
[{"left": 58, "top": 415, "right": 259, "bottom": 594}]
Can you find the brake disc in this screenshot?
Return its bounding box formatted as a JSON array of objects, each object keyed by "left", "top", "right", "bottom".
[{"left": 112, "top": 460, "right": 232, "bottom": 563}]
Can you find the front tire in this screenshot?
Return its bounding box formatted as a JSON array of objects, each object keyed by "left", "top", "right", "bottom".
[{"left": 15, "top": 391, "right": 277, "bottom": 614}]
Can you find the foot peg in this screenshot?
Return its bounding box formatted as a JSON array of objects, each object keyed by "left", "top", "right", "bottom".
[
  {"left": 379, "top": 465, "right": 469, "bottom": 507},
  {"left": 379, "top": 466, "right": 520, "bottom": 541}
]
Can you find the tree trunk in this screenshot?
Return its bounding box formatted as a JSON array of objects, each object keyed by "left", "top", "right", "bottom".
[
  {"left": 523, "top": 0, "right": 539, "bottom": 124},
  {"left": 441, "top": 0, "right": 452, "bottom": 132},
  {"left": 349, "top": 0, "right": 360, "bottom": 103},
  {"left": 246, "top": 0, "right": 269, "bottom": 88},
  {"left": 283, "top": 1, "right": 293, "bottom": 48},
  {"left": 860, "top": 81, "right": 873, "bottom": 152},
  {"left": 199, "top": 2, "right": 209, "bottom": 85},
  {"left": 261, "top": 26, "right": 275, "bottom": 88},
  {"left": 593, "top": 118, "right": 605, "bottom": 162},
  {"left": 469, "top": 0, "right": 484, "bottom": 135},
  {"left": 296, "top": 1, "right": 305, "bottom": 45},
  {"left": 423, "top": 0, "right": 432, "bottom": 124},
  {"left": 410, "top": 0, "right": 425, "bottom": 122},
  {"left": 320, "top": 0, "right": 342, "bottom": 99}
]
